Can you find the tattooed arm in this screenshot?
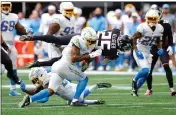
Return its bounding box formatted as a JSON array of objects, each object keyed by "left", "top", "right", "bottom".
[
  {"left": 71, "top": 44, "right": 91, "bottom": 63},
  {"left": 131, "top": 31, "right": 142, "bottom": 50}
]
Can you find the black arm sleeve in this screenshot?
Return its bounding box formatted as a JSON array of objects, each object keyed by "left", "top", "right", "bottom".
[
  {"left": 167, "top": 23, "right": 173, "bottom": 46},
  {"left": 32, "top": 33, "right": 80, "bottom": 45}
]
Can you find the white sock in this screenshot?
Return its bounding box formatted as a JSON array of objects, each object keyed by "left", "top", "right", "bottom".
[
  {"left": 83, "top": 100, "right": 97, "bottom": 104},
  {"left": 10, "top": 85, "right": 16, "bottom": 90},
  {"left": 72, "top": 98, "right": 78, "bottom": 102},
  {"left": 30, "top": 97, "right": 32, "bottom": 103},
  {"left": 170, "top": 88, "right": 174, "bottom": 92},
  {"left": 88, "top": 84, "right": 98, "bottom": 92}
]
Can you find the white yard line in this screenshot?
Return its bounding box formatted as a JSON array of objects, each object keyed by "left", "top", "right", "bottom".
[
  {"left": 6, "top": 70, "right": 175, "bottom": 76},
  {"left": 2, "top": 102, "right": 176, "bottom": 110}
]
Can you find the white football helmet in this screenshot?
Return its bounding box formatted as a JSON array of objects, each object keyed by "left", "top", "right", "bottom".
[
  {"left": 145, "top": 9, "right": 159, "bottom": 27},
  {"left": 81, "top": 27, "right": 98, "bottom": 48},
  {"left": 59, "top": 2, "right": 74, "bottom": 18},
  {"left": 1, "top": 2, "right": 12, "bottom": 14},
  {"left": 29, "top": 67, "right": 49, "bottom": 87}
]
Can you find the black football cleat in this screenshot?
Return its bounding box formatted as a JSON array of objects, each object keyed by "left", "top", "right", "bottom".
[
  {"left": 19, "top": 35, "right": 33, "bottom": 41},
  {"left": 70, "top": 101, "right": 88, "bottom": 106},
  {"left": 131, "top": 90, "right": 138, "bottom": 97},
  {"left": 97, "top": 83, "right": 112, "bottom": 88},
  {"left": 18, "top": 95, "right": 30, "bottom": 108},
  {"left": 94, "top": 100, "right": 105, "bottom": 105}
]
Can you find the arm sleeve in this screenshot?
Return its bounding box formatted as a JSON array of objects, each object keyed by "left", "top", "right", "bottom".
[{"left": 167, "top": 23, "right": 173, "bottom": 46}]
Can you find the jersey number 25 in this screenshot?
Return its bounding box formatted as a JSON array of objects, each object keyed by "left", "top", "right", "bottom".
[{"left": 1, "top": 21, "right": 15, "bottom": 32}]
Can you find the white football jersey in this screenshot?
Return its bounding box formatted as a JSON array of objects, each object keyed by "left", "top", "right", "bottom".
[
  {"left": 1, "top": 13, "right": 18, "bottom": 45},
  {"left": 61, "top": 35, "right": 94, "bottom": 64},
  {"left": 137, "top": 22, "right": 164, "bottom": 52},
  {"left": 74, "top": 17, "right": 86, "bottom": 33},
  {"left": 39, "top": 13, "right": 60, "bottom": 35},
  {"left": 50, "top": 14, "right": 75, "bottom": 37}
]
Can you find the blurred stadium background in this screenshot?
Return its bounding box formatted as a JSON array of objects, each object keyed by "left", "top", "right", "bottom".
[{"left": 8, "top": 2, "right": 176, "bottom": 72}]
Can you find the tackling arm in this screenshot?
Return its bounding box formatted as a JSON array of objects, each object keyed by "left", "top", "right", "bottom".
[
  {"left": 131, "top": 31, "right": 142, "bottom": 50},
  {"left": 23, "top": 85, "right": 44, "bottom": 95},
  {"left": 71, "top": 45, "right": 91, "bottom": 63}
]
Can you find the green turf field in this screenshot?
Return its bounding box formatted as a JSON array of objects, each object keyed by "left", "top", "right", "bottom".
[{"left": 1, "top": 73, "right": 176, "bottom": 115}]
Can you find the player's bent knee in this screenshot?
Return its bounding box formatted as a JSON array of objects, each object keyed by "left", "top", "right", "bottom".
[
  {"left": 162, "top": 63, "right": 169, "bottom": 68},
  {"left": 141, "top": 68, "right": 150, "bottom": 77}
]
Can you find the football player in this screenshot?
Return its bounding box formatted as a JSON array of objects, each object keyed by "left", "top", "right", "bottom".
[
  {"left": 131, "top": 9, "right": 164, "bottom": 96},
  {"left": 19, "top": 28, "right": 132, "bottom": 68},
  {"left": 74, "top": 7, "right": 86, "bottom": 33},
  {"left": 1, "top": 34, "right": 22, "bottom": 85},
  {"left": 18, "top": 27, "right": 102, "bottom": 107},
  {"left": 145, "top": 5, "right": 176, "bottom": 96},
  {"left": 19, "top": 67, "right": 111, "bottom": 106},
  {"left": 1, "top": 2, "right": 33, "bottom": 96},
  {"left": 46, "top": 2, "right": 75, "bottom": 59}
]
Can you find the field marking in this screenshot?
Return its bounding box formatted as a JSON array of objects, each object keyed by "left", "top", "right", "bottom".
[
  {"left": 1, "top": 83, "right": 172, "bottom": 89},
  {"left": 3, "top": 102, "right": 176, "bottom": 110},
  {"left": 4, "top": 70, "right": 175, "bottom": 76},
  {"left": 162, "top": 108, "right": 176, "bottom": 110}
]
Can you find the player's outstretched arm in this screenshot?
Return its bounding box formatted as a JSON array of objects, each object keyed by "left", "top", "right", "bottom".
[{"left": 20, "top": 82, "right": 44, "bottom": 95}]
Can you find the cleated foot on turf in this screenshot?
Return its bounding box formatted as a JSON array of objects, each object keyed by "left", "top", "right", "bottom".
[
  {"left": 95, "top": 100, "right": 105, "bottom": 104},
  {"left": 171, "top": 90, "right": 176, "bottom": 96},
  {"left": 145, "top": 89, "right": 153, "bottom": 96},
  {"left": 26, "top": 61, "right": 40, "bottom": 68},
  {"left": 19, "top": 35, "right": 33, "bottom": 41},
  {"left": 97, "top": 83, "right": 112, "bottom": 88},
  {"left": 131, "top": 90, "right": 138, "bottom": 97},
  {"left": 70, "top": 101, "right": 88, "bottom": 106},
  {"left": 18, "top": 95, "right": 30, "bottom": 108},
  {"left": 9, "top": 89, "right": 21, "bottom": 96}
]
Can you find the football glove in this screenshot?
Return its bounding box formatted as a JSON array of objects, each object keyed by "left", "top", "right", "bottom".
[
  {"left": 135, "top": 50, "right": 144, "bottom": 59},
  {"left": 166, "top": 46, "right": 173, "bottom": 56},
  {"left": 89, "top": 49, "right": 102, "bottom": 58},
  {"left": 20, "top": 82, "right": 26, "bottom": 92},
  {"left": 157, "top": 48, "right": 164, "bottom": 56},
  {"left": 25, "top": 28, "right": 33, "bottom": 34}
]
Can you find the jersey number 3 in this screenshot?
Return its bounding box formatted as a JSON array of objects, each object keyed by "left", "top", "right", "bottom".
[{"left": 1, "top": 21, "right": 15, "bottom": 32}]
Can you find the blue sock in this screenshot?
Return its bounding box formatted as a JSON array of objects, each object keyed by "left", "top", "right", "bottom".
[
  {"left": 133, "top": 68, "right": 149, "bottom": 81},
  {"left": 74, "top": 77, "right": 88, "bottom": 99},
  {"left": 36, "top": 97, "right": 49, "bottom": 103},
  {"left": 10, "top": 69, "right": 17, "bottom": 86},
  {"left": 31, "top": 89, "right": 50, "bottom": 102},
  {"left": 83, "top": 89, "right": 91, "bottom": 98},
  {"left": 137, "top": 77, "right": 146, "bottom": 89}
]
